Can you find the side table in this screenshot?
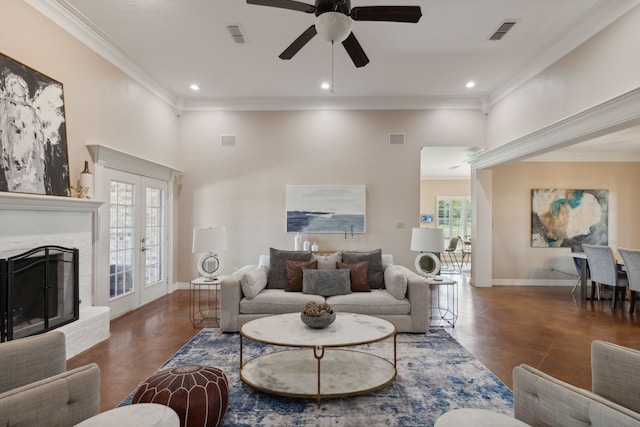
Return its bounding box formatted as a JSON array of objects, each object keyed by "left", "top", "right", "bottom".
[
  {"left": 189, "top": 276, "right": 221, "bottom": 328},
  {"left": 427, "top": 277, "right": 458, "bottom": 327}
]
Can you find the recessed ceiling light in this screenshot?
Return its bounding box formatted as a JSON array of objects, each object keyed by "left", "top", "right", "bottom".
[
  {"left": 465, "top": 81, "right": 476, "bottom": 89},
  {"left": 190, "top": 84, "right": 200, "bottom": 91},
  {"left": 321, "top": 82, "right": 331, "bottom": 90}
]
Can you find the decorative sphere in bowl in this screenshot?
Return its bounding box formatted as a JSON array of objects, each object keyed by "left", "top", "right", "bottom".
[{"left": 301, "top": 311, "right": 336, "bottom": 329}]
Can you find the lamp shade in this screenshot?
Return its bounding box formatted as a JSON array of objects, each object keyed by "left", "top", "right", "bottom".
[
  {"left": 192, "top": 227, "right": 228, "bottom": 254},
  {"left": 410, "top": 227, "right": 444, "bottom": 253}
]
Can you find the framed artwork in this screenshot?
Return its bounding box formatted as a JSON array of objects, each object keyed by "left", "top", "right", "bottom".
[
  {"left": 286, "top": 185, "right": 366, "bottom": 233},
  {"left": 0, "top": 52, "right": 70, "bottom": 196},
  {"left": 531, "top": 189, "right": 609, "bottom": 248}
]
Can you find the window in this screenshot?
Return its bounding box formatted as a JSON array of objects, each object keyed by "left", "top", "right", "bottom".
[{"left": 437, "top": 197, "right": 471, "bottom": 245}]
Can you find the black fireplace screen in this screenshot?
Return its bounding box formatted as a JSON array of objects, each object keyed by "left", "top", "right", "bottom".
[{"left": 0, "top": 245, "right": 79, "bottom": 342}]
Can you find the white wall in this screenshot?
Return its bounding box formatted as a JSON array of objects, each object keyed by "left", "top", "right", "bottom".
[{"left": 175, "top": 109, "right": 485, "bottom": 281}]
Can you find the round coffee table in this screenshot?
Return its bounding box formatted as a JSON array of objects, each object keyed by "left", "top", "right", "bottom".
[{"left": 240, "top": 312, "right": 397, "bottom": 403}]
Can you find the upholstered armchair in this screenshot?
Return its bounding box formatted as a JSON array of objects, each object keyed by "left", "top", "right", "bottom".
[{"left": 0, "top": 331, "right": 100, "bottom": 427}]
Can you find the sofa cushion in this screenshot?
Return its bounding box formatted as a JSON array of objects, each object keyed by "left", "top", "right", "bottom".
[
  {"left": 326, "top": 289, "right": 410, "bottom": 315},
  {"left": 384, "top": 265, "right": 408, "bottom": 300},
  {"left": 342, "top": 249, "right": 384, "bottom": 289},
  {"left": 337, "top": 261, "right": 370, "bottom": 292},
  {"left": 285, "top": 259, "right": 317, "bottom": 292},
  {"left": 240, "top": 289, "right": 325, "bottom": 314},
  {"left": 311, "top": 252, "right": 342, "bottom": 270},
  {"left": 267, "top": 248, "right": 312, "bottom": 289},
  {"left": 240, "top": 266, "right": 268, "bottom": 299},
  {"left": 302, "top": 269, "right": 352, "bottom": 297}
]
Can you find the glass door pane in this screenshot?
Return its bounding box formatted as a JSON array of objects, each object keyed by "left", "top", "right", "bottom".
[
  {"left": 144, "top": 186, "right": 164, "bottom": 287},
  {"left": 109, "top": 180, "right": 135, "bottom": 299}
]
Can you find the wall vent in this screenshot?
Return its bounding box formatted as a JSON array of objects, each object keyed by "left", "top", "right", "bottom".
[
  {"left": 489, "top": 20, "right": 517, "bottom": 41},
  {"left": 220, "top": 134, "right": 236, "bottom": 146},
  {"left": 227, "top": 25, "right": 245, "bottom": 44},
  {"left": 389, "top": 133, "right": 405, "bottom": 145}
]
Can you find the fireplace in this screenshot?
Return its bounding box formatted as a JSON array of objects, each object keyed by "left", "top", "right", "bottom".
[{"left": 0, "top": 245, "right": 79, "bottom": 342}]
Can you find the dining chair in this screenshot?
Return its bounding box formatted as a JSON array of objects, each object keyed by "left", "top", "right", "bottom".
[
  {"left": 444, "top": 237, "right": 460, "bottom": 272},
  {"left": 618, "top": 248, "right": 640, "bottom": 314},
  {"left": 461, "top": 237, "right": 472, "bottom": 267},
  {"left": 570, "top": 245, "right": 599, "bottom": 299},
  {"left": 582, "top": 244, "right": 629, "bottom": 308}
]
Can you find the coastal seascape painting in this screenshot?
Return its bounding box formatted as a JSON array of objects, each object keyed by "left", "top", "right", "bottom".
[
  {"left": 286, "top": 185, "right": 366, "bottom": 233},
  {"left": 0, "top": 52, "right": 70, "bottom": 196},
  {"left": 531, "top": 189, "right": 608, "bottom": 248}
]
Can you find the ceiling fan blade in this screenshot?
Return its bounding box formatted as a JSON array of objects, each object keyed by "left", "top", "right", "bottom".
[
  {"left": 279, "top": 25, "right": 318, "bottom": 60},
  {"left": 342, "top": 32, "right": 369, "bottom": 68},
  {"left": 350, "top": 6, "right": 422, "bottom": 23},
  {"left": 246, "top": 0, "right": 315, "bottom": 14}
]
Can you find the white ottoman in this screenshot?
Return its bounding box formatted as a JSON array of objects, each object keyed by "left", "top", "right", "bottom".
[{"left": 435, "top": 408, "right": 530, "bottom": 427}]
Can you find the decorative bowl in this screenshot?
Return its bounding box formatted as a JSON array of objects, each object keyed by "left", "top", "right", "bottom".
[{"left": 301, "top": 311, "right": 336, "bottom": 329}]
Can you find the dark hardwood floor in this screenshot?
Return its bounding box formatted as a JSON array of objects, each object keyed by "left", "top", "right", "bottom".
[{"left": 68, "top": 277, "right": 640, "bottom": 412}]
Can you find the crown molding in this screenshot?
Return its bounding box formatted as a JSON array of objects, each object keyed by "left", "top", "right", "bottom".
[
  {"left": 25, "top": 0, "right": 177, "bottom": 107},
  {"left": 469, "top": 86, "right": 640, "bottom": 170},
  {"left": 181, "top": 96, "right": 483, "bottom": 112}
]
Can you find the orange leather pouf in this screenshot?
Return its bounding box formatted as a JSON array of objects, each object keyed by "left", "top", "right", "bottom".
[{"left": 132, "top": 364, "right": 229, "bottom": 427}]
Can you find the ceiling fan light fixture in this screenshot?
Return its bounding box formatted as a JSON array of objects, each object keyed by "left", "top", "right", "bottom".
[{"left": 316, "top": 12, "right": 352, "bottom": 43}]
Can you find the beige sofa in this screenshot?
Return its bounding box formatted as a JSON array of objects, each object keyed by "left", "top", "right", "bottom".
[
  {"left": 0, "top": 331, "right": 100, "bottom": 427},
  {"left": 220, "top": 251, "right": 430, "bottom": 333},
  {"left": 512, "top": 340, "right": 640, "bottom": 426}
]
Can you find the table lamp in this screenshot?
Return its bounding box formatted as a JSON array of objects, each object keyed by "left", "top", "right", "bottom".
[
  {"left": 410, "top": 227, "right": 444, "bottom": 277},
  {"left": 192, "top": 227, "right": 228, "bottom": 281}
]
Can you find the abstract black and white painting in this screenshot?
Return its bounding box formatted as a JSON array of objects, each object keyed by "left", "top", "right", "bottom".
[
  {"left": 286, "top": 185, "right": 366, "bottom": 233},
  {"left": 0, "top": 52, "right": 70, "bottom": 196}
]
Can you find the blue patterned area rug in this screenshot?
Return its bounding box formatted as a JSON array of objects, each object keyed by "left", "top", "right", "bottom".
[{"left": 120, "top": 328, "right": 513, "bottom": 426}]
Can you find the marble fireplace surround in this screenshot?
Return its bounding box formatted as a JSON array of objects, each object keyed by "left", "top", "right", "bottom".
[{"left": 0, "top": 192, "right": 109, "bottom": 358}]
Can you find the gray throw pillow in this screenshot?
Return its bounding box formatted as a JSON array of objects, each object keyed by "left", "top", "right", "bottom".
[
  {"left": 267, "top": 248, "right": 312, "bottom": 289},
  {"left": 240, "top": 266, "right": 268, "bottom": 299},
  {"left": 342, "top": 249, "right": 384, "bottom": 289},
  {"left": 302, "top": 269, "right": 352, "bottom": 297},
  {"left": 383, "top": 265, "right": 407, "bottom": 300}
]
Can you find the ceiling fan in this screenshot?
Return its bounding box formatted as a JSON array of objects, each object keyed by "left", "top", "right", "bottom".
[{"left": 246, "top": 0, "right": 422, "bottom": 67}]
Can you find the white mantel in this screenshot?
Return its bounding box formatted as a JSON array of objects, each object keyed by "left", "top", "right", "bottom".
[{"left": 0, "top": 192, "right": 110, "bottom": 358}]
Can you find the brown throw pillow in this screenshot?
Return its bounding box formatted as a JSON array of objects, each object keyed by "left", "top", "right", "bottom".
[
  {"left": 337, "top": 261, "right": 370, "bottom": 292},
  {"left": 285, "top": 259, "right": 317, "bottom": 292}
]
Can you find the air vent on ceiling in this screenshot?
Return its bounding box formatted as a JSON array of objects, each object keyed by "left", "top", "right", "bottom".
[
  {"left": 227, "top": 25, "right": 245, "bottom": 44},
  {"left": 489, "top": 20, "right": 517, "bottom": 41},
  {"left": 389, "top": 133, "right": 405, "bottom": 145}
]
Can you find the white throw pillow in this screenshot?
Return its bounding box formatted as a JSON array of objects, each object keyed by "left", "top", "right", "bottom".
[
  {"left": 240, "top": 266, "right": 268, "bottom": 299},
  {"left": 384, "top": 265, "right": 407, "bottom": 300}
]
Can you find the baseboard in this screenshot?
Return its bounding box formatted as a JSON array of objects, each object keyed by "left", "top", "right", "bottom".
[{"left": 492, "top": 279, "right": 576, "bottom": 286}]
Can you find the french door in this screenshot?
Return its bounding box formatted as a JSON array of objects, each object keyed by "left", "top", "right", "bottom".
[{"left": 102, "top": 168, "right": 168, "bottom": 318}]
